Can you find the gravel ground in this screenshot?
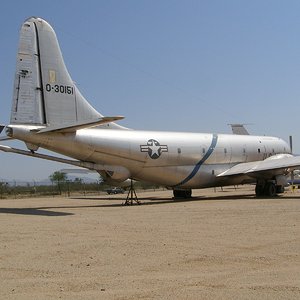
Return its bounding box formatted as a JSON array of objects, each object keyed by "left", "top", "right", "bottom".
[{"left": 0, "top": 186, "right": 300, "bottom": 299}]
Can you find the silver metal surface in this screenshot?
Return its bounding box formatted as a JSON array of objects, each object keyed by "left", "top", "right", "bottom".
[{"left": 8, "top": 125, "right": 291, "bottom": 188}]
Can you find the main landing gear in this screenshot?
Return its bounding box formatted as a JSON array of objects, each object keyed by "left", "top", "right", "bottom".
[
  {"left": 173, "top": 189, "right": 192, "bottom": 199},
  {"left": 255, "top": 181, "right": 284, "bottom": 197}
]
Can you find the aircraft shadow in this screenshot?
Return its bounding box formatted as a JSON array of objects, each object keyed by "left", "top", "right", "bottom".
[
  {"left": 1, "top": 193, "right": 297, "bottom": 216},
  {"left": 70, "top": 193, "right": 258, "bottom": 207},
  {"left": 70, "top": 191, "right": 300, "bottom": 207},
  {"left": 0, "top": 207, "right": 74, "bottom": 216},
  {"left": 70, "top": 196, "right": 201, "bottom": 207}
]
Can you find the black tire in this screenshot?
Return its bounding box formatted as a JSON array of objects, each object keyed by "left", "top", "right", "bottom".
[
  {"left": 184, "top": 190, "right": 192, "bottom": 198},
  {"left": 173, "top": 190, "right": 181, "bottom": 198},
  {"left": 264, "top": 183, "right": 276, "bottom": 197},
  {"left": 276, "top": 185, "right": 284, "bottom": 194},
  {"left": 255, "top": 184, "right": 264, "bottom": 197},
  {"left": 173, "top": 189, "right": 192, "bottom": 198}
]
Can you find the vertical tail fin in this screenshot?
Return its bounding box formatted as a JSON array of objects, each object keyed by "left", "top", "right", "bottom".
[
  {"left": 10, "top": 17, "right": 125, "bottom": 129},
  {"left": 10, "top": 18, "right": 46, "bottom": 125}
]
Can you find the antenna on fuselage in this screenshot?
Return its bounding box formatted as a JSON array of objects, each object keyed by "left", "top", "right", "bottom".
[
  {"left": 289, "top": 135, "right": 295, "bottom": 186},
  {"left": 289, "top": 136, "right": 293, "bottom": 153}
]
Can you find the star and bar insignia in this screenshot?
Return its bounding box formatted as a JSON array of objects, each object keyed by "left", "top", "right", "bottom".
[{"left": 140, "top": 139, "right": 168, "bottom": 159}]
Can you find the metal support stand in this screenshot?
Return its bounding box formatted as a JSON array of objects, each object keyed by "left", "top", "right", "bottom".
[{"left": 124, "top": 179, "right": 140, "bottom": 205}]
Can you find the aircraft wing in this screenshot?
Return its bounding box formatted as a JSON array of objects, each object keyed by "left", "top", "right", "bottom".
[{"left": 217, "top": 154, "right": 300, "bottom": 178}]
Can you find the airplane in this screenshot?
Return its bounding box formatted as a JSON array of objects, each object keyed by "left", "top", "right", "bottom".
[{"left": 1, "top": 16, "right": 300, "bottom": 199}]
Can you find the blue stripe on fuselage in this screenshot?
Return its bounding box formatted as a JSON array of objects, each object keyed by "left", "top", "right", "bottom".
[{"left": 173, "top": 133, "right": 218, "bottom": 188}]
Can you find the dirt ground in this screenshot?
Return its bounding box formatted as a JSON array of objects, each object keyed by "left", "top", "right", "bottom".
[{"left": 0, "top": 185, "right": 300, "bottom": 299}]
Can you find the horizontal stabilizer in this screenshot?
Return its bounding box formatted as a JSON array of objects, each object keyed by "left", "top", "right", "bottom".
[{"left": 37, "top": 116, "right": 124, "bottom": 133}]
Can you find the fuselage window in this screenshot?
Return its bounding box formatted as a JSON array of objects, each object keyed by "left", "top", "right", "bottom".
[{"left": 258, "top": 148, "right": 261, "bottom": 153}]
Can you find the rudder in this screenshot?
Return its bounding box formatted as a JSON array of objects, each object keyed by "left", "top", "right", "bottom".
[{"left": 10, "top": 17, "right": 123, "bottom": 129}]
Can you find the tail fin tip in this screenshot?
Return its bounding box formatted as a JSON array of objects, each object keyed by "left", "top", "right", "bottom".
[{"left": 10, "top": 17, "right": 127, "bottom": 130}]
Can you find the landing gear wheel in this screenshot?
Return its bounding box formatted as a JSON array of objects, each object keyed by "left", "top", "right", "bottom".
[
  {"left": 173, "top": 190, "right": 180, "bottom": 198},
  {"left": 255, "top": 184, "right": 264, "bottom": 197},
  {"left": 173, "top": 189, "right": 192, "bottom": 199},
  {"left": 264, "top": 182, "right": 276, "bottom": 197},
  {"left": 185, "top": 190, "right": 192, "bottom": 198},
  {"left": 276, "top": 185, "right": 284, "bottom": 194}
]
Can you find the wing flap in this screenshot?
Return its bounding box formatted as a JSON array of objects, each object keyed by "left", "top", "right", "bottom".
[{"left": 217, "top": 154, "right": 300, "bottom": 178}]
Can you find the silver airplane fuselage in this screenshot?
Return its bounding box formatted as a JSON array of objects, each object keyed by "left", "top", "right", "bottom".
[{"left": 10, "top": 125, "right": 290, "bottom": 189}]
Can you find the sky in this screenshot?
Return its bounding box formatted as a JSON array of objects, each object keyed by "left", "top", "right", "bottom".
[{"left": 1, "top": 0, "right": 300, "bottom": 181}]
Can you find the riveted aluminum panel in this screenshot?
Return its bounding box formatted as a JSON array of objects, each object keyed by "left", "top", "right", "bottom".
[{"left": 10, "top": 21, "right": 44, "bottom": 124}]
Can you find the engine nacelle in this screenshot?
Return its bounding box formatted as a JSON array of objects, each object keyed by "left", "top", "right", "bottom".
[{"left": 98, "top": 166, "right": 131, "bottom": 183}]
